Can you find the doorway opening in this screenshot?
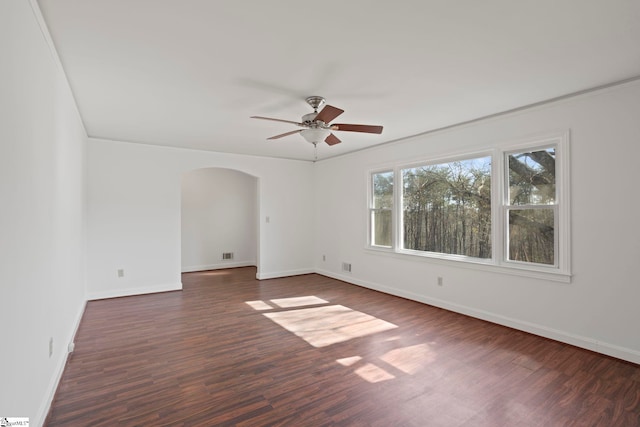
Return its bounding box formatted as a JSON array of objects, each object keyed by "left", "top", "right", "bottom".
[{"left": 181, "top": 168, "right": 259, "bottom": 274}]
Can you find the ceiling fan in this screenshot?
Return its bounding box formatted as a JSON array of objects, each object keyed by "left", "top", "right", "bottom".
[{"left": 251, "top": 96, "right": 383, "bottom": 147}]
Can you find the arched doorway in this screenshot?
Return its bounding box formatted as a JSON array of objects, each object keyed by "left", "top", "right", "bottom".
[{"left": 181, "top": 167, "right": 259, "bottom": 273}]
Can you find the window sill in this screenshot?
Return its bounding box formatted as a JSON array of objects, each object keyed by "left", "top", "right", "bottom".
[{"left": 365, "top": 246, "right": 572, "bottom": 283}]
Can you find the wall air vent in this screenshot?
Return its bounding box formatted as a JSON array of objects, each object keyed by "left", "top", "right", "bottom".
[{"left": 222, "top": 252, "right": 234, "bottom": 260}]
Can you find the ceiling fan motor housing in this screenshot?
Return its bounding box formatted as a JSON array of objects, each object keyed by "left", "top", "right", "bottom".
[{"left": 302, "top": 112, "right": 324, "bottom": 127}]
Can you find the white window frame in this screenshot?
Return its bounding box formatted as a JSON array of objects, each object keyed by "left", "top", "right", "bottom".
[
  {"left": 366, "top": 131, "right": 571, "bottom": 282},
  {"left": 497, "top": 133, "right": 571, "bottom": 276},
  {"left": 368, "top": 169, "right": 395, "bottom": 250}
]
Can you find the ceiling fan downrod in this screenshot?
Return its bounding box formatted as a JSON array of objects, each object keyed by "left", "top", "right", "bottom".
[{"left": 305, "top": 96, "right": 325, "bottom": 113}]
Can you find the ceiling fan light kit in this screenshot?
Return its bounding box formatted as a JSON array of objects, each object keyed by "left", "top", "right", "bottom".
[
  {"left": 301, "top": 128, "right": 331, "bottom": 144},
  {"left": 251, "top": 96, "right": 383, "bottom": 151}
]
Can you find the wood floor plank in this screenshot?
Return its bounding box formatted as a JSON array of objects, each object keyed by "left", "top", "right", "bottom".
[{"left": 46, "top": 267, "right": 640, "bottom": 426}]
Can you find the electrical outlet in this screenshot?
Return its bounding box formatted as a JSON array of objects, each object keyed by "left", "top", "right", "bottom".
[
  {"left": 322, "top": 254, "right": 326, "bottom": 261},
  {"left": 437, "top": 276, "right": 443, "bottom": 286},
  {"left": 49, "top": 337, "right": 53, "bottom": 358},
  {"left": 117, "top": 269, "right": 124, "bottom": 278}
]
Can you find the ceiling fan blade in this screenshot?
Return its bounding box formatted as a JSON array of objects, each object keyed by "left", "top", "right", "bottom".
[
  {"left": 325, "top": 133, "right": 341, "bottom": 146},
  {"left": 267, "top": 129, "right": 303, "bottom": 140},
  {"left": 314, "top": 105, "right": 344, "bottom": 123},
  {"left": 251, "top": 116, "right": 303, "bottom": 126},
  {"left": 331, "top": 123, "right": 383, "bottom": 134}
]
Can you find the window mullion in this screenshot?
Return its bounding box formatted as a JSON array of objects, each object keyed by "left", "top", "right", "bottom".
[
  {"left": 493, "top": 148, "right": 505, "bottom": 265},
  {"left": 393, "top": 166, "right": 402, "bottom": 251}
]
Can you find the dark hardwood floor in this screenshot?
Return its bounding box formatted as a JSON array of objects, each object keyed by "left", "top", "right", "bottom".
[{"left": 46, "top": 267, "right": 640, "bottom": 426}]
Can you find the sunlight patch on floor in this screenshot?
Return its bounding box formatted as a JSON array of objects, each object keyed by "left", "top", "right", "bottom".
[
  {"left": 245, "top": 295, "right": 328, "bottom": 311},
  {"left": 355, "top": 363, "right": 396, "bottom": 383},
  {"left": 336, "top": 343, "right": 434, "bottom": 383},
  {"left": 245, "top": 300, "right": 275, "bottom": 311},
  {"left": 270, "top": 296, "right": 329, "bottom": 308},
  {"left": 245, "top": 296, "right": 428, "bottom": 383},
  {"left": 197, "top": 270, "right": 231, "bottom": 276},
  {"left": 262, "top": 304, "right": 398, "bottom": 348},
  {"left": 380, "top": 343, "right": 433, "bottom": 375},
  {"left": 336, "top": 356, "right": 363, "bottom": 367}
]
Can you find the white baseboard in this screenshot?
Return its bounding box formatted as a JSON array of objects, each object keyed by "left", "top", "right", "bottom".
[
  {"left": 35, "top": 298, "right": 87, "bottom": 427},
  {"left": 315, "top": 268, "right": 640, "bottom": 365},
  {"left": 87, "top": 282, "right": 182, "bottom": 301},
  {"left": 181, "top": 261, "right": 255, "bottom": 273},
  {"left": 256, "top": 268, "right": 314, "bottom": 280}
]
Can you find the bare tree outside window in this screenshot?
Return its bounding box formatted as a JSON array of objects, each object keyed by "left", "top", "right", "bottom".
[
  {"left": 371, "top": 171, "right": 393, "bottom": 247},
  {"left": 401, "top": 157, "right": 492, "bottom": 258},
  {"left": 507, "top": 147, "right": 556, "bottom": 265},
  {"left": 367, "top": 135, "right": 568, "bottom": 278}
]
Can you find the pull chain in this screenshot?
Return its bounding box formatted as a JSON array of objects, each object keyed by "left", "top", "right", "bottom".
[{"left": 314, "top": 142, "right": 318, "bottom": 161}]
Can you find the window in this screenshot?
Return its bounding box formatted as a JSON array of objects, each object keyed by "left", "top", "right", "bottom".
[
  {"left": 367, "top": 132, "right": 570, "bottom": 281},
  {"left": 401, "top": 156, "right": 492, "bottom": 258},
  {"left": 505, "top": 147, "right": 557, "bottom": 266},
  {"left": 370, "top": 171, "right": 393, "bottom": 247}
]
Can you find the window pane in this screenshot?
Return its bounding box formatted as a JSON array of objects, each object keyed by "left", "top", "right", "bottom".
[
  {"left": 371, "top": 209, "right": 392, "bottom": 247},
  {"left": 508, "top": 148, "right": 556, "bottom": 205},
  {"left": 402, "top": 157, "right": 491, "bottom": 258},
  {"left": 373, "top": 171, "right": 393, "bottom": 209},
  {"left": 508, "top": 208, "right": 554, "bottom": 265},
  {"left": 371, "top": 171, "right": 393, "bottom": 248}
]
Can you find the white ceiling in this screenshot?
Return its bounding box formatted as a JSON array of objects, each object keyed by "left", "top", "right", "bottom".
[{"left": 37, "top": 0, "right": 640, "bottom": 161}]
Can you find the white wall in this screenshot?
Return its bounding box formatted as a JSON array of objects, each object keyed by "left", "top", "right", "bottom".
[
  {"left": 3, "top": 5, "right": 635, "bottom": 423},
  {"left": 0, "top": 1, "right": 87, "bottom": 425},
  {"left": 86, "top": 139, "right": 314, "bottom": 299},
  {"left": 181, "top": 168, "right": 257, "bottom": 272},
  {"left": 314, "top": 80, "right": 640, "bottom": 364}
]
